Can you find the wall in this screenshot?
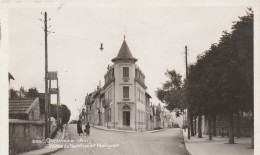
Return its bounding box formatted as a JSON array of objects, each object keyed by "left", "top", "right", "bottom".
[
  {"left": 114, "top": 62, "right": 135, "bottom": 129},
  {"left": 28, "top": 101, "right": 41, "bottom": 121},
  {"left": 203, "top": 114, "right": 251, "bottom": 137},
  {"left": 9, "top": 119, "right": 45, "bottom": 155},
  {"left": 114, "top": 63, "right": 135, "bottom": 104}
]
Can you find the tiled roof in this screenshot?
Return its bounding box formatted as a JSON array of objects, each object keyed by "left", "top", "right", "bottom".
[
  {"left": 9, "top": 98, "right": 38, "bottom": 114},
  {"left": 112, "top": 40, "right": 137, "bottom": 62}
]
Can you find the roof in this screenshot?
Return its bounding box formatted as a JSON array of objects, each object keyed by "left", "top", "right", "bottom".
[
  {"left": 9, "top": 98, "right": 39, "bottom": 115},
  {"left": 112, "top": 40, "right": 138, "bottom": 62},
  {"left": 145, "top": 92, "right": 152, "bottom": 98},
  {"left": 8, "top": 72, "right": 15, "bottom": 80}
]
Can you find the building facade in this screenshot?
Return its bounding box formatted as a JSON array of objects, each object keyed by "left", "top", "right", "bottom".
[{"left": 86, "top": 40, "right": 152, "bottom": 131}]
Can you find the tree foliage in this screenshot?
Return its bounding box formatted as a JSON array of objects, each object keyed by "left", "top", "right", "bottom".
[
  {"left": 187, "top": 9, "right": 253, "bottom": 115},
  {"left": 26, "top": 87, "right": 39, "bottom": 98},
  {"left": 61, "top": 104, "right": 71, "bottom": 124},
  {"left": 155, "top": 70, "right": 185, "bottom": 115},
  {"left": 156, "top": 9, "right": 253, "bottom": 144},
  {"left": 50, "top": 104, "right": 71, "bottom": 124},
  {"left": 9, "top": 88, "right": 19, "bottom": 99},
  {"left": 185, "top": 8, "right": 253, "bottom": 144}
]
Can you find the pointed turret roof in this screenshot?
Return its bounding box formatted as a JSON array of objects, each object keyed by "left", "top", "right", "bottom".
[{"left": 112, "top": 40, "right": 138, "bottom": 62}]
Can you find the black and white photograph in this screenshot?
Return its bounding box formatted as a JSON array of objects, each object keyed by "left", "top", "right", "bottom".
[{"left": 0, "top": 0, "right": 259, "bottom": 155}]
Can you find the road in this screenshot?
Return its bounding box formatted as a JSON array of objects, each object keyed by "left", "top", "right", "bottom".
[{"left": 51, "top": 124, "right": 188, "bottom": 155}]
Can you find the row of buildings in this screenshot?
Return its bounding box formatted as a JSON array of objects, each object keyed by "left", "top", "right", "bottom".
[{"left": 80, "top": 39, "right": 173, "bottom": 131}]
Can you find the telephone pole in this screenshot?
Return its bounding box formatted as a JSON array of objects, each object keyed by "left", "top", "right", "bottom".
[
  {"left": 57, "top": 79, "right": 60, "bottom": 130},
  {"left": 185, "top": 45, "right": 191, "bottom": 139},
  {"left": 44, "top": 12, "right": 49, "bottom": 138}
]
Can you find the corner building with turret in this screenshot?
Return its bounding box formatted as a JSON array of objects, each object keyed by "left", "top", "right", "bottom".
[{"left": 101, "top": 40, "right": 151, "bottom": 131}]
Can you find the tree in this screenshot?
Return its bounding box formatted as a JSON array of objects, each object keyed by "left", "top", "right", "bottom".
[
  {"left": 155, "top": 69, "right": 185, "bottom": 114},
  {"left": 50, "top": 104, "right": 62, "bottom": 120},
  {"left": 185, "top": 8, "right": 253, "bottom": 144},
  {"left": 26, "top": 87, "right": 39, "bottom": 98},
  {"left": 9, "top": 88, "right": 19, "bottom": 99},
  {"left": 61, "top": 104, "right": 71, "bottom": 124}
]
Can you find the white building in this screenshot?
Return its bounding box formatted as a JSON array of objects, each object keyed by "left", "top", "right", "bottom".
[{"left": 100, "top": 39, "right": 150, "bottom": 131}]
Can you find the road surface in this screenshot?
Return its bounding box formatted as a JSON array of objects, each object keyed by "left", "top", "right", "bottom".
[{"left": 51, "top": 124, "right": 188, "bottom": 155}]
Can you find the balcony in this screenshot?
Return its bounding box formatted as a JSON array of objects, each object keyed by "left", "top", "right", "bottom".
[
  {"left": 102, "top": 99, "right": 111, "bottom": 109},
  {"left": 135, "top": 77, "right": 147, "bottom": 89}
]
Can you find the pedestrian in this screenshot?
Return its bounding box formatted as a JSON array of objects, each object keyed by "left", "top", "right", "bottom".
[
  {"left": 77, "top": 120, "right": 83, "bottom": 136},
  {"left": 85, "top": 122, "right": 90, "bottom": 136}
]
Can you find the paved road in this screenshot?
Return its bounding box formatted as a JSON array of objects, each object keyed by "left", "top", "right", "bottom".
[{"left": 52, "top": 124, "right": 188, "bottom": 155}]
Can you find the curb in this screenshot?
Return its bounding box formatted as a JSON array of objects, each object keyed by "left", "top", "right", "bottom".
[
  {"left": 42, "top": 124, "right": 68, "bottom": 155},
  {"left": 149, "top": 128, "right": 167, "bottom": 133},
  {"left": 41, "top": 147, "right": 63, "bottom": 155},
  {"left": 92, "top": 125, "right": 136, "bottom": 133},
  {"left": 92, "top": 125, "right": 168, "bottom": 133},
  {"left": 182, "top": 129, "right": 194, "bottom": 155}
]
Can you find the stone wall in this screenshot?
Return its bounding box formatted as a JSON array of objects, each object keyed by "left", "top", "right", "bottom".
[
  {"left": 9, "top": 119, "right": 45, "bottom": 155},
  {"left": 202, "top": 114, "right": 252, "bottom": 137}
]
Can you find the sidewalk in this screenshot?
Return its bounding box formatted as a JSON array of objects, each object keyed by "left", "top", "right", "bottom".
[
  {"left": 183, "top": 130, "right": 253, "bottom": 155},
  {"left": 20, "top": 124, "right": 67, "bottom": 155},
  {"left": 92, "top": 125, "right": 166, "bottom": 133}
]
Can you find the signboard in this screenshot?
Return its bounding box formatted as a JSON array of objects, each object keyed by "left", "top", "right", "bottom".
[
  {"left": 47, "top": 71, "right": 58, "bottom": 80},
  {"left": 49, "top": 88, "right": 58, "bottom": 94}
]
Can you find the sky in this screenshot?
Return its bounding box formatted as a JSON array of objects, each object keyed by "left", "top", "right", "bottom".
[{"left": 8, "top": 4, "right": 251, "bottom": 121}]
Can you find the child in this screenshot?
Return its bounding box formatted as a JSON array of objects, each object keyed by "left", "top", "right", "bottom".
[{"left": 85, "top": 122, "right": 90, "bottom": 136}]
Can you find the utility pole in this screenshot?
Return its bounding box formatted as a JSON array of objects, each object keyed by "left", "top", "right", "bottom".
[
  {"left": 57, "top": 79, "right": 60, "bottom": 131},
  {"left": 185, "top": 45, "right": 191, "bottom": 139},
  {"left": 49, "top": 79, "right": 51, "bottom": 135},
  {"left": 44, "top": 12, "right": 49, "bottom": 139}
]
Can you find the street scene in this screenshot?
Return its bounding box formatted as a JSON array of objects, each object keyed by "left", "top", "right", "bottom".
[
  {"left": 4, "top": 1, "right": 255, "bottom": 155},
  {"left": 52, "top": 125, "right": 187, "bottom": 155}
]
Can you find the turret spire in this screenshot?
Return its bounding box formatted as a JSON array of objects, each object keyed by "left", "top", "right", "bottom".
[{"left": 111, "top": 39, "right": 137, "bottom": 63}]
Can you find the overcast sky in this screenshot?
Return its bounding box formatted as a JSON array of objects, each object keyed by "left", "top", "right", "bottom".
[{"left": 8, "top": 4, "right": 251, "bottom": 120}]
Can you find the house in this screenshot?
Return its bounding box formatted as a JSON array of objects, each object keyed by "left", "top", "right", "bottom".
[
  {"left": 9, "top": 97, "right": 45, "bottom": 154},
  {"left": 9, "top": 98, "right": 41, "bottom": 120},
  {"left": 85, "top": 39, "right": 152, "bottom": 131}
]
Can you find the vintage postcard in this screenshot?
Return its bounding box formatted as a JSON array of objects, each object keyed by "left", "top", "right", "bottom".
[{"left": 0, "top": 0, "right": 259, "bottom": 155}]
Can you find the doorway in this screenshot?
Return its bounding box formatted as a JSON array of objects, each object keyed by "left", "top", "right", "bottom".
[{"left": 123, "top": 111, "right": 130, "bottom": 126}]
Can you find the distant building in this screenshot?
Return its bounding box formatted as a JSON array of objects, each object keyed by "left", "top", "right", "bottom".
[{"left": 86, "top": 39, "right": 152, "bottom": 131}]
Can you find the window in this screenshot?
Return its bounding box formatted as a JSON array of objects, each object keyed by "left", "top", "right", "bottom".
[
  {"left": 123, "top": 87, "right": 129, "bottom": 98},
  {"left": 123, "top": 67, "right": 129, "bottom": 78}
]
